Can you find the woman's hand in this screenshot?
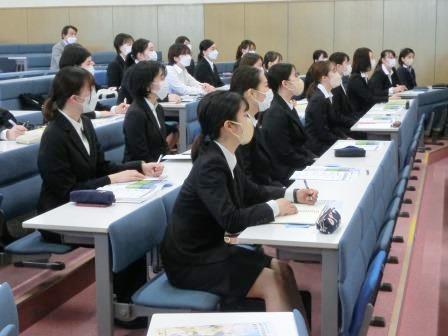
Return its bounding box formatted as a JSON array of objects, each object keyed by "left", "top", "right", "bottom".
[
  {"left": 168, "top": 94, "right": 181, "bottom": 103},
  {"left": 108, "top": 170, "right": 145, "bottom": 184},
  {"left": 276, "top": 198, "right": 298, "bottom": 216},
  {"left": 141, "top": 162, "right": 164, "bottom": 177},
  {"left": 6, "top": 125, "right": 27, "bottom": 140},
  {"left": 296, "top": 189, "right": 319, "bottom": 205},
  {"left": 114, "top": 102, "right": 129, "bottom": 114}
]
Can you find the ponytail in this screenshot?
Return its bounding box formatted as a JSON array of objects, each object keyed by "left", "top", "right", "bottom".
[
  {"left": 126, "top": 38, "right": 150, "bottom": 68},
  {"left": 191, "top": 134, "right": 211, "bottom": 162},
  {"left": 42, "top": 97, "right": 58, "bottom": 122}
]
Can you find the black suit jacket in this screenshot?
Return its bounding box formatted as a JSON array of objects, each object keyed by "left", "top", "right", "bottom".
[
  {"left": 186, "top": 59, "right": 195, "bottom": 77},
  {"left": 305, "top": 89, "right": 342, "bottom": 156},
  {"left": 368, "top": 68, "right": 400, "bottom": 99},
  {"left": 236, "top": 114, "right": 283, "bottom": 187},
  {"left": 161, "top": 141, "right": 285, "bottom": 266},
  {"left": 262, "top": 94, "right": 315, "bottom": 185},
  {"left": 331, "top": 85, "right": 358, "bottom": 128},
  {"left": 396, "top": 66, "right": 417, "bottom": 90},
  {"left": 347, "top": 73, "right": 388, "bottom": 117},
  {"left": 37, "top": 111, "right": 141, "bottom": 213},
  {"left": 194, "top": 58, "right": 224, "bottom": 87},
  {"left": 107, "top": 55, "right": 126, "bottom": 88},
  {"left": 123, "top": 97, "right": 168, "bottom": 163},
  {"left": 117, "top": 64, "right": 135, "bottom": 104}
]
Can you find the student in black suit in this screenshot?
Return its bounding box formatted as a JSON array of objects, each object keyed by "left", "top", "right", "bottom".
[
  {"left": 118, "top": 39, "right": 181, "bottom": 105},
  {"left": 397, "top": 48, "right": 417, "bottom": 90},
  {"left": 305, "top": 61, "right": 347, "bottom": 156},
  {"left": 347, "top": 47, "right": 389, "bottom": 117},
  {"left": 263, "top": 51, "right": 283, "bottom": 72},
  {"left": 329, "top": 52, "right": 358, "bottom": 130},
  {"left": 300, "top": 50, "right": 328, "bottom": 100},
  {"left": 239, "top": 52, "right": 263, "bottom": 70},
  {"left": 59, "top": 44, "right": 129, "bottom": 118},
  {"left": 230, "top": 65, "right": 281, "bottom": 186},
  {"left": 369, "top": 49, "right": 406, "bottom": 99},
  {"left": 107, "top": 33, "right": 134, "bottom": 88},
  {"left": 161, "top": 90, "right": 318, "bottom": 316},
  {"left": 38, "top": 67, "right": 163, "bottom": 319},
  {"left": 0, "top": 108, "right": 27, "bottom": 141},
  {"left": 194, "top": 39, "right": 224, "bottom": 88},
  {"left": 123, "top": 61, "right": 178, "bottom": 163},
  {"left": 175, "top": 35, "right": 195, "bottom": 76},
  {"left": 263, "top": 63, "right": 315, "bottom": 185},
  {"left": 233, "top": 40, "right": 257, "bottom": 71}
]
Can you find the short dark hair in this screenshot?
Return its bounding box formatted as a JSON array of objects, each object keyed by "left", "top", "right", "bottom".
[
  {"left": 307, "top": 61, "right": 331, "bottom": 98},
  {"left": 61, "top": 25, "right": 78, "bottom": 38},
  {"left": 239, "top": 53, "right": 263, "bottom": 68},
  {"left": 128, "top": 61, "right": 167, "bottom": 99},
  {"left": 125, "top": 38, "right": 150, "bottom": 68},
  {"left": 59, "top": 43, "right": 91, "bottom": 69},
  {"left": 175, "top": 36, "right": 190, "bottom": 44},
  {"left": 198, "top": 39, "right": 214, "bottom": 61},
  {"left": 376, "top": 49, "right": 396, "bottom": 70},
  {"left": 267, "top": 63, "right": 296, "bottom": 93},
  {"left": 329, "top": 52, "right": 350, "bottom": 65},
  {"left": 113, "top": 33, "right": 134, "bottom": 54},
  {"left": 312, "top": 49, "right": 328, "bottom": 61},
  {"left": 398, "top": 48, "right": 415, "bottom": 65},
  {"left": 191, "top": 91, "right": 248, "bottom": 161},
  {"left": 168, "top": 43, "right": 191, "bottom": 65},
  {"left": 230, "top": 65, "right": 262, "bottom": 94},
  {"left": 235, "top": 40, "right": 256, "bottom": 60},
  {"left": 352, "top": 47, "right": 372, "bottom": 74},
  {"left": 263, "top": 51, "right": 283, "bottom": 70},
  {"left": 44, "top": 66, "right": 94, "bottom": 121}
]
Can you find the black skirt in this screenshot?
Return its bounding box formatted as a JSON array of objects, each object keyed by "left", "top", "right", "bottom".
[{"left": 164, "top": 245, "right": 272, "bottom": 301}]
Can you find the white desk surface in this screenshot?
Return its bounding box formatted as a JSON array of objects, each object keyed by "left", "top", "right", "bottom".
[
  {"left": 351, "top": 103, "right": 407, "bottom": 133},
  {"left": 160, "top": 102, "right": 188, "bottom": 109},
  {"left": 23, "top": 161, "right": 192, "bottom": 234},
  {"left": 316, "top": 140, "right": 392, "bottom": 169},
  {"left": 147, "top": 312, "right": 300, "bottom": 336}
]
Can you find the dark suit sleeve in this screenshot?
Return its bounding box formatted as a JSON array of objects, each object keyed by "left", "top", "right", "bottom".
[
  {"left": 353, "top": 76, "right": 387, "bottom": 107},
  {"left": 196, "top": 157, "right": 277, "bottom": 234},
  {"left": 237, "top": 167, "right": 285, "bottom": 205},
  {"left": 123, "top": 108, "right": 153, "bottom": 162},
  {"left": 368, "top": 72, "right": 389, "bottom": 100},
  {"left": 307, "top": 98, "right": 339, "bottom": 143},
  {"left": 330, "top": 91, "right": 356, "bottom": 128},
  {"left": 194, "top": 62, "right": 209, "bottom": 84},
  {"left": 107, "top": 61, "right": 122, "bottom": 88}
]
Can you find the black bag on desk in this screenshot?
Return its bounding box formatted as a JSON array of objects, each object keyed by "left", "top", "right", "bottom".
[
  {"left": 70, "top": 190, "right": 115, "bottom": 206},
  {"left": 0, "top": 108, "right": 17, "bottom": 128},
  {"left": 334, "top": 146, "right": 366, "bottom": 157},
  {"left": 18, "top": 93, "right": 45, "bottom": 111}
]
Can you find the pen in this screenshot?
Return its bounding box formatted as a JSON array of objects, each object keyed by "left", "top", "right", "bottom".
[
  {"left": 8, "top": 119, "right": 17, "bottom": 127},
  {"left": 303, "top": 179, "right": 309, "bottom": 189},
  {"left": 157, "top": 154, "right": 163, "bottom": 164},
  {"left": 303, "top": 179, "right": 314, "bottom": 201}
]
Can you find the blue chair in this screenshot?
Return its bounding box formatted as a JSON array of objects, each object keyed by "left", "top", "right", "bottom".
[
  {"left": 109, "top": 193, "right": 220, "bottom": 321},
  {"left": 0, "top": 283, "right": 18, "bottom": 336},
  {"left": 186, "top": 101, "right": 201, "bottom": 146},
  {"left": 348, "top": 251, "right": 386, "bottom": 336}
]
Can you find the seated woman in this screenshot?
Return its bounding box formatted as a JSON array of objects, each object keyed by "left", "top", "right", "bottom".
[
  {"left": 368, "top": 49, "right": 406, "bottom": 99},
  {"left": 166, "top": 43, "right": 215, "bottom": 96},
  {"left": 59, "top": 43, "right": 128, "bottom": 118},
  {"left": 305, "top": 61, "right": 347, "bottom": 156},
  {"left": 161, "top": 90, "right": 318, "bottom": 317},
  {"left": 194, "top": 39, "right": 224, "bottom": 88},
  {"left": 239, "top": 52, "right": 264, "bottom": 70},
  {"left": 230, "top": 65, "right": 281, "bottom": 186},
  {"left": 396, "top": 48, "right": 417, "bottom": 90},
  {"left": 107, "top": 33, "right": 134, "bottom": 88},
  {"left": 118, "top": 38, "right": 180, "bottom": 105},
  {"left": 263, "top": 63, "right": 315, "bottom": 185},
  {"left": 123, "top": 61, "right": 179, "bottom": 163},
  {"left": 38, "top": 66, "right": 163, "bottom": 229},
  {"left": 175, "top": 35, "right": 195, "bottom": 76},
  {"left": 263, "top": 51, "right": 283, "bottom": 72},
  {"left": 233, "top": 39, "right": 257, "bottom": 71}
]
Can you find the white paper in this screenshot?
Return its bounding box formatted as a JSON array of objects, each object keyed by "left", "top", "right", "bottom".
[{"left": 272, "top": 201, "right": 328, "bottom": 225}]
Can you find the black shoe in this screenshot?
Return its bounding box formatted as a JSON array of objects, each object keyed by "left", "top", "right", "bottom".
[{"left": 114, "top": 316, "right": 148, "bottom": 329}]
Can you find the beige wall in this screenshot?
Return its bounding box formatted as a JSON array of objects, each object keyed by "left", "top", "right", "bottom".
[{"left": 0, "top": 0, "right": 446, "bottom": 85}]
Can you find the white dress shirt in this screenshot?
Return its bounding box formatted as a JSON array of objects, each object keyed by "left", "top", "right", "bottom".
[
  {"left": 59, "top": 110, "right": 90, "bottom": 155},
  {"left": 361, "top": 72, "right": 369, "bottom": 84},
  {"left": 318, "top": 83, "right": 333, "bottom": 103},
  {"left": 0, "top": 128, "right": 9, "bottom": 140},
  {"left": 214, "top": 140, "right": 295, "bottom": 217},
  {"left": 205, "top": 56, "right": 215, "bottom": 72},
  {"left": 166, "top": 64, "right": 204, "bottom": 96},
  {"left": 144, "top": 98, "right": 162, "bottom": 129},
  {"left": 382, "top": 64, "right": 395, "bottom": 95}
]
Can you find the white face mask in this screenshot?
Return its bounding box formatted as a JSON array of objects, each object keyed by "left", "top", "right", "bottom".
[
  {"left": 285, "top": 78, "right": 304, "bottom": 96},
  {"left": 387, "top": 58, "right": 397, "bottom": 68},
  {"left": 66, "top": 36, "right": 77, "bottom": 44},
  {"left": 152, "top": 80, "right": 169, "bottom": 100},
  {"left": 120, "top": 44, "right": 132, "bottom": 56},
  {"left": 329, "top": 72, "right": 342, "bottom": 89},
  {"left": 85, "top": 65, "right": 95, "bottom": 76},
  {"left": 77, "top": 89, "right": 98, "bottom": 114},
  {"left": 370, "top": 58, "right": 377, "bottom": 70},
  {"left": 179, "top": 54, "right": 192, "bottom": 67},
  {"left": 229, "top": 116, "right": 254, "bottom": 145},
  {"left": 253, "top": 89, "right": 272, "bottom": 112},
  {"left": 207, "top": 49, "right": 219, "bottom": 61},
  {"left": 343, "top": 64, "right": 352, "bottom": 77},
  {"left": 148, "top": 50, "right": 158, "bottom": 61},
  {"left": 404, "top": 58, "right": 414, "bottom": 67}
]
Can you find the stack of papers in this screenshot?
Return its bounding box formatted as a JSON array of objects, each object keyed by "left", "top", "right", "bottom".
[
  {"left": 99, "top": 178, "right": 170, "bottom": 203},
  {"left": 272, "top": 200, "right": 328, "bottom": 225},
  {"left": 291, "top": 166, "right": 360, "bottom": 181},
  {"left": 16, "top": 127, "right": 45, "bottom": 144},
  {"left": 163, "top": 150, "right": 191, "bottom": 161}
]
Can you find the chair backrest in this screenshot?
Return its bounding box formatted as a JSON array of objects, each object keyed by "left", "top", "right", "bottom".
[
  {"left": 0, "top": 283, "right": 19, "bottom": 336},
  {"left": 162, "top": 187, "right": 181, "bottom": 225},
  {"left": 92, "top": 51, "right": 115, "bottom": 65},
  {"left": 109, "top": 198, "right": 168, "bottom": 273},
  {"left": 348, "top": 251, "right": 386, "bottom": 336},
  {"left": 95, "top": 120, "right": 125, "bottom": 164},
  {"left": 0, "top": 59, "right": 17, "bottom": 73},
  {"left": 215, "top": 62, "right": 234, "bottom": 74},
  {"left": 398, "top": 101, "right": 418, "bottom": 169},
  {"left": 185, "top": 101, "right": 200, "bottom": 146}
]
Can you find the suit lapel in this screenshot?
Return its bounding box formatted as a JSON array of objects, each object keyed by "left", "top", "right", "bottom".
[
  {"left": 56, "top": 113, "right": 91, "bottom": 163},
  {"left": 137, "top": 98, "right": 164, "bottom": 140}
]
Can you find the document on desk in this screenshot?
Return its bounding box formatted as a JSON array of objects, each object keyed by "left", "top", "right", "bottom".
[
  {"left": 272, "top": 200, "right": 328, "bottom": 225},
  {"left": 291, "top": 166, "right": 360, "bottom": 181},
  {"left": 163, "top": 150, "right": 192, "bottom": 160},
  {"left": 333, "top": 140, "right": 380, "bottom": 151},
  {"left": 16, "top": 127, "right": 45, "bottom": 144},
  {"left": 98, "top": 178, "right": 170, "bottom": 203},
  {"left": 155, "top": 322, "right": 272, "bottom": 336}
]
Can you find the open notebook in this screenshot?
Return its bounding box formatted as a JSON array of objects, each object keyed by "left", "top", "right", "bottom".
[
  {"left": 271, "top": 201, "right": 328, "bottom": 225},
  {"left": 98, "top": 178, "right": 170, "bottom": 203}
]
